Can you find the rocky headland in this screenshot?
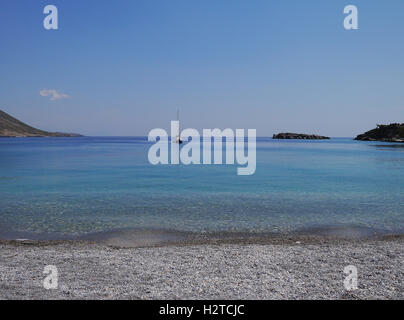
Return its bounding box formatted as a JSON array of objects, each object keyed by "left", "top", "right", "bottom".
[
  {"left": 355, "top": 123, "right": 404, "bottom": 142},
  {"left": 0, "top": 109, "right": 81, "bottom": 137}
]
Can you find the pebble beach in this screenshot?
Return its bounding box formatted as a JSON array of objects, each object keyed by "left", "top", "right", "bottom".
[{"left": 1, "top": 234, "right": 402, "bottom": 300}]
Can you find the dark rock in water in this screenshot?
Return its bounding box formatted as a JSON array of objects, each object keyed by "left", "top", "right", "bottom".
[
  {"left": 355, "top": 123, "right": 404, "bottom": 142},
  {"left": 0, "top": 109, "right": 82, "bottom": 137},
  {"left": 273, "top": 133, "right": 330, "bottom": 140}
]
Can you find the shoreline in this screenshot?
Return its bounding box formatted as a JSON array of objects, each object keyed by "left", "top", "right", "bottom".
[
  {"left": 1, "top": 225, "right": 403, "bottom": 248},
  {"left": 2, "top": 232, "right": 404, "bottom": 248},
  {"left": 2, "top": 225, "right": 404, "bottom": 247}
]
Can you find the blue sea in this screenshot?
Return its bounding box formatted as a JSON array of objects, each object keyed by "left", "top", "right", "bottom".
[{"left": 0, "top": 137, "right": 403, "bottom": 239}]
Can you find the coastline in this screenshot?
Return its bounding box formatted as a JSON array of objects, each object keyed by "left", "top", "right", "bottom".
[
  {"left": 1, "top": 234, "right": 403, "bottom": 300},
  {"left": 1, "top": 224, "right": 402, "bottom": 247},
  {"left": 1, "top": 231, "right": 403, "bottom": 248}
]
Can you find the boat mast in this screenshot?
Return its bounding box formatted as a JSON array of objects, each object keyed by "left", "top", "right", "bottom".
[{"left": 177, "top": 109, "right": 180, "bottom": 140}]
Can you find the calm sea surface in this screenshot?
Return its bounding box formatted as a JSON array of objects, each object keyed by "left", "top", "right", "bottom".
[{"left": 0, "top": 137, "right": 403, "bottom": 239}]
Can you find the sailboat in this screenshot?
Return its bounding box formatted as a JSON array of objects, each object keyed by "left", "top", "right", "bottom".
[{"left": 176, "top": 109, "right": 183, "bottom": 144}]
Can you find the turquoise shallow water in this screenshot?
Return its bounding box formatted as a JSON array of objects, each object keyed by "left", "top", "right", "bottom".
[{"left": 0, "top": 137, "right": 403, "bottom": 238}]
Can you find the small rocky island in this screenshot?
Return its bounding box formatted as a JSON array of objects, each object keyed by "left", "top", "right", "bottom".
[
  {"left": 355, "top": 123, "right": 404, "bottom": 142},
  {"left": 0, "top": 109, "right": 81, "bottom": 137},
  {"left": 273, "top": 133, "right": 330, "bottom": 140}
]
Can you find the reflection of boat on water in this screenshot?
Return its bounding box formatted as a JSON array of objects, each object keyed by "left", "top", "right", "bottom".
[{"left": 175, "top": 109, "right": 183, "bottom": 144}]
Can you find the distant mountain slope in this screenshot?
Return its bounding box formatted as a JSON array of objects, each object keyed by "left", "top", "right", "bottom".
[
  {"left": 0, "top": 109, "right": 81, "bottom": 137},
  {"left": 355, "top": 123, "right": 404, "bottom": 142}
]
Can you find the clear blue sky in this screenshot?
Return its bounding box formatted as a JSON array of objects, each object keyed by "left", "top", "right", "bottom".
[{"left": 0, "top": 0, "right": 403, "bottom": 136}]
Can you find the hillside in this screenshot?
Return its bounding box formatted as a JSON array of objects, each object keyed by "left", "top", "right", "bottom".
[
  {"left": 355, "top": 124, "right": 404, "bottom": 142},
  {"left": 0, "top": 109, "right": 81, "bottom": 137}
]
